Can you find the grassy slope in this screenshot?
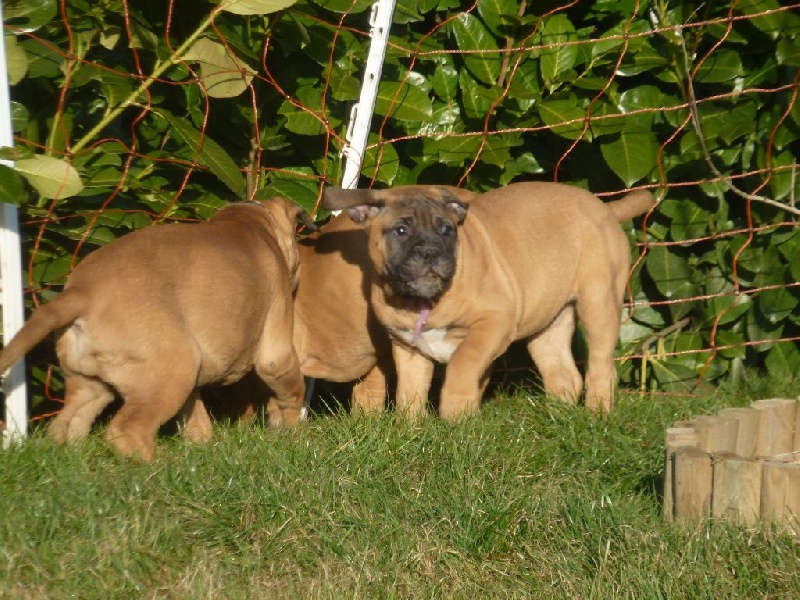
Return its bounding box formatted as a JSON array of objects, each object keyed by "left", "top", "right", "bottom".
[{"left": 1, "top": 374, "right": 799, "bottom": 599}]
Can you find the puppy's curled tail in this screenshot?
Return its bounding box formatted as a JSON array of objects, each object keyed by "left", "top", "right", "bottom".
[
  {"left": 0, "top": 288, "right": 86, "bottom": 375},
  {"left": 607, "top": 189, "right": 656, "bottom": 222}
]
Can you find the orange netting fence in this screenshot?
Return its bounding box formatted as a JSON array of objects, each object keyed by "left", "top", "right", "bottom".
[{"left": 2, "top": 0, "right": 799, "bottom": 422}]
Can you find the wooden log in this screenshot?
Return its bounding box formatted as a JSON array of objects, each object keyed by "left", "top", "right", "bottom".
[
  {"left": 716, "top": 407, "right": 760, "bottom": 458},
  {"left": 691, "top": 416, "right": 715, "bottom": 452},
  {"left": 710, "top": 455, "right": 762, "bottom": 526},
  {"left": 794, "top": 397, "right": 800, "bottom": 452},
  {"left": 760, "top": 458, "right": 800, "bottom": 534},
  {"left": 672, "top": 446, "right": 713, "bottom": 523},
  {"left": 671, "top": 420, "right": 695, "bottom": 428},
  {"left": 663, "top": 427, "right": 701, "bottom": 522},
  {"left": 701, "top": 414, "right": 739, "bottom": 454},
  {"left": 751, "top": 398, "right": 797, "bottom": 458}
]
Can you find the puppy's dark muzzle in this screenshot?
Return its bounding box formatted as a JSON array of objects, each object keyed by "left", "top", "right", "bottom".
[{"left": 387, "top": 242, "right": 456, "bottom": 300}]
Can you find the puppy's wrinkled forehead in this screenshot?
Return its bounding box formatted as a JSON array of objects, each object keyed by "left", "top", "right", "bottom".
[
  {"left": 387, "top": 195, "right": 459, "bottom": 223},
  {"left": 372, "top": 188, "right": 469, "bottom": 228}
]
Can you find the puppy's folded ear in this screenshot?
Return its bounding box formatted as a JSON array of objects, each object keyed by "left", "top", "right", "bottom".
[
  {"left": 322, "top": 187, "right": 385, "bottom": 224},
  {"left": 438, "top": 186, "right": 479, "bottom": 205},
  {"left": 292, "top": 204, "right": 318, "bottom": 232}
]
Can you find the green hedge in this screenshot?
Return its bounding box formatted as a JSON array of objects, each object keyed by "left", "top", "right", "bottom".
[{"left": 2, "top": 0, "right": 799, "bottom": 410}]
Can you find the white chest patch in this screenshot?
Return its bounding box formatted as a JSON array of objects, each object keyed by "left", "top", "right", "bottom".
[{"left": 392, "top": 327, "right": 458, "bottom": 363}]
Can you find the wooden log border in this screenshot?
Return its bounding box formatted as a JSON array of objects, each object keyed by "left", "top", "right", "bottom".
[{"left": 663, "top": 397, "right": 800, "bottom": 533}]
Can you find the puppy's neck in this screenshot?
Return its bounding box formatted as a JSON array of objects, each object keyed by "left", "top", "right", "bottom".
[
  {"left": 393, "top": 293, "right": 434, "bottom": 342},
  {"left": 412, "top": 305, "right": 431, "bottom": 342}
]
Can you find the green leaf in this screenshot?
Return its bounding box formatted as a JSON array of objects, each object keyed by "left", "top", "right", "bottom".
[
  {"left": 538, "top": 98, "right": 586, "bottom": 140},
  {"left": 2, "top": 0, "right": 57, "bottom": 33},
  {"left": 714, "top": 330, "right": 746, "bottom": 360},
  {"left": 479, "top": 132, "right": 523, "bottom": 168},
  {"left": 280, "top": 107, "right": 326, "bottom": 136},
  {"left": 3, "top": 35, "right": 28, "bottom": 85},
  {"left": 736, "top": 0, "right": 800, "bottom": 39},
  {"left": 617, "top": 43, "right": 669, "bottom": 77},
  {"left": 757, "top": 287, "right": 798, "bottom": 326},
  {"left": 458, "top": 71, "right": 503, "bottom": 120},
  {"left": 600, "top": 131, "right": 657, "bottom": 186},
  {"left": 749, "top": 246, "right": 787, "bottom": 289},
  {"left": 768, "top": 149, "right": 799, "bottom": 201},
  {"left": 588, "top": 102, "right": 628, "bottom": 137},
  {"left": 10, "top": 102, "right": 29, "bottom": 133},
  {"left": 539, "top": 15, "right": 579, "bottom": 87},
  {"left": 617, "top": 85, "right": 674, "bottom": 114},
  {"left": 430, "top": 55, "right": 459, "bottom": 102},
  {"left": 31, "top": 246, "right": 74, "bottom": 285},
  {"left": 776, "top": 38, "right": 800, "bottom": 66},
  {"left": 450, "top": 13, "right": 501, "bottom": 86},
  {"left": 361, "top": 138, "right": 400, "bottom": 186},
  {"left": 217, "top": 0, "right": 299, "bottom": 15},
  {"left": 83, "top": 166, "right": 125, "bottom": 189},
  {"left": 744, "top": 309, "right": 784, "bottom": 352},
  {"left": 260, "top": 173, "right": 319, "bottom": 213},
  {"left": 20, "top": 38, "right": 62, "bottom": 79},
  {"left": 764, "top": 342, "right": 800, "bottom": 378},
  {"left": 650, "top": 360, "right": 699, "bottom": 393},
  {"left": 707, "top": 292, "right": 753, "bottom": 327},
  {"left": 477, "top": 0, "right": 519, "bottom": 36},
  {"left": 183, "top": 37, "right": 255, "bottom": 98},
  {"left": 14, "top": 155, "right": 84, "bottom": 200},
  {"left": 776, "top": 231, "right": 800, "bottom": 282},
  {"left": 645, "top": 246, "right": 699, "bottom": 301},
  {"left": 307, "top": 0, "right": 372, "bottom": 13},
  {"left": 424, "top": 135, "right": 481, "bottom": 167},
  {"left": 152, "top": 108, "right": 246, "bottom": 196},
  {"left": 328, "top": 64, "right": 361, "bottom": 102},
  {"left": 693, "top": 50, "right": 744, "bottom": 83},
  {"left": 659, "top": 197, "right": 710, "bottom": 241},
  {"left": 0, "top": 164, "right": 25, "bottom": 206},
  {"left": 374, "top": 82, "right": 433, "bottom": 122}
]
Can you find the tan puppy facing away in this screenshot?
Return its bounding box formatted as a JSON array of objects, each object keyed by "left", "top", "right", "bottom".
[
  {"left": 218, "top": 212, "right": 392, "bottom": 422},
  {"left": 323, "top": 181, "right": 654, "bottom": 418},
  {"left": 293, "top": 212, "right": 392, "bottom": 411},
  {"left": 0, "top": 198, "right": 314, "bottom": 460}
]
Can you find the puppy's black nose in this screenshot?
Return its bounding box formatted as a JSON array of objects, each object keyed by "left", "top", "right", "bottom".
[{"left": 417, "top": 245, "right": 441, "bottom": 260}]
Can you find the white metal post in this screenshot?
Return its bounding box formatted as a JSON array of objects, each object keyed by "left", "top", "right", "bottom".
[
  {"left": 0, "top": 3, "right": 29, "bottom": 445},
  {"left": 340, "top": 0, "right": 396, "bottom": 190}
]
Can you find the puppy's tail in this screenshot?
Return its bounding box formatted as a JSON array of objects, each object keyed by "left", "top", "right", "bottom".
[
  {"left": 607, "top": 189, "right": 656, "bottom": 222},
  {"left": 0, "top": 288, "right": 86, "bottom": 376}
]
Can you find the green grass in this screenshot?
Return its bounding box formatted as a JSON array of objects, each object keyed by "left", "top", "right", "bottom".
[{"left": 2, "top": 373, "right": 799, "bottom": 599}]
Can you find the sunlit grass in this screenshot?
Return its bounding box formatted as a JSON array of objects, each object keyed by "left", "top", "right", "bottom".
[{"left": 1, "top": 373, "right": 798, "bottom": 598}]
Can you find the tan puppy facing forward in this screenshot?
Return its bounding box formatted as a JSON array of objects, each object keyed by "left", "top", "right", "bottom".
[
  {"left": 323, "top": 182, "right": 654, "bottom": 418},
  {"left": 0, "top": 198, "right": 314, "bottom": 460}
]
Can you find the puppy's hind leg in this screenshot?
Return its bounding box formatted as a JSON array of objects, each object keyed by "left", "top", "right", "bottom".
[
  {"left": 105, "top": 352, "right": 199, "bottom": 460},
  {"left": 49, "top": 370, "right": 115, "bottom": 444},
  {"left": 526, "top": 305, "right": 583, "bottom": 404},
  {"left": 177, "top": 389, "right": 214, "bottom": 444},
  {"left": 576, "top": 287, "right": 623, "bottom": 413},
  {"left": 350, "top": 362, "right": 389, "bottom": 415},
  {"left": 254, "top": 352, "right": 305, "bottom": 428},
  {"left": 254, "top": 302, "right": 306, "bottom": 428}
]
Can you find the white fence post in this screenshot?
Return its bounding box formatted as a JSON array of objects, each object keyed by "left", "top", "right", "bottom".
[
  {"left": 340, "top": 0, "right": 396, "bottom": 190},
  {"left": 0, "top": 2, "right": 29, "bottom": 445}
]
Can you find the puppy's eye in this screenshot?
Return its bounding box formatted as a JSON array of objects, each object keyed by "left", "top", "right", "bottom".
[
  {"left": 441, "top": 223, "right": 454, "bottom": 236},
  {"left": 393, "top": 225, "right": 409, "bottom": 236}
]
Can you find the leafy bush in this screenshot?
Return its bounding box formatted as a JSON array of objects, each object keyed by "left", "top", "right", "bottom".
[{"left": 2, "top": 0, "right": 799, "bottom": 411}]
